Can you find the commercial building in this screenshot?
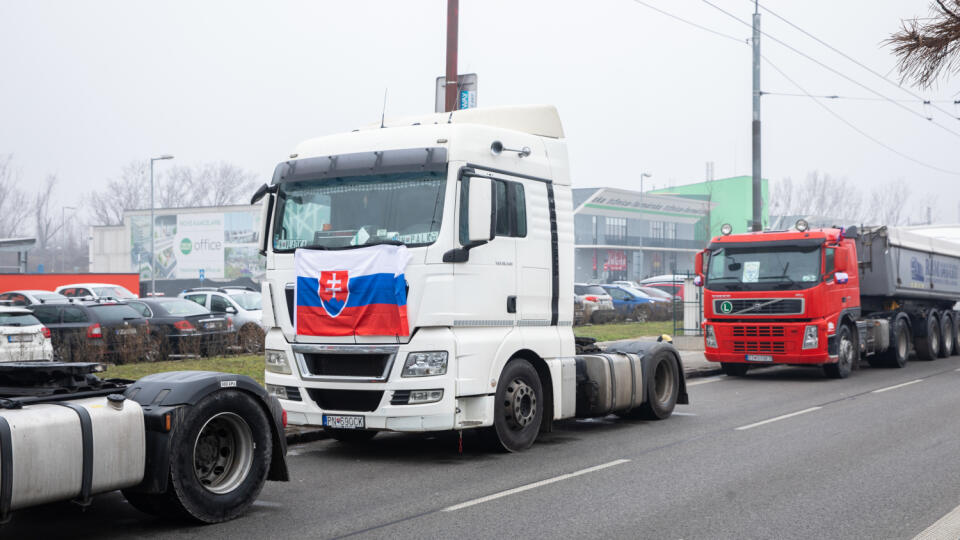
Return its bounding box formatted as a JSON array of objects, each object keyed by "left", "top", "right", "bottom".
[
  {"left": 90, "top": 204, "right": 264, "bottom": 282},
  {"left": 649, "top": 175, "right": 769, "bottom": 236}
]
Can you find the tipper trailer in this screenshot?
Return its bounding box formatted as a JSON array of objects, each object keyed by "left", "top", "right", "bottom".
[
  {"left": 256, "top": 105, "right": 688, "bottom": 452},
  {"left": 0, "top": 362, "right": 288, "bottom": 524},
  {"left": 696, "top": 222, "right": 960, "bottom": 378}
]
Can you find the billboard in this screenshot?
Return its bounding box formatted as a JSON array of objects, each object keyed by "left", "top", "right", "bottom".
[{"left": 130, "top": 208, "right": 263, "bottom": 281}]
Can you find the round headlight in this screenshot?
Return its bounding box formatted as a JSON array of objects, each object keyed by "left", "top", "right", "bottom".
[
  {"left": 795, "top": 219, "right": 809, "bottom": 232},
  {"left": 720, "top": 223, "right": 733, "bottom": 236}
]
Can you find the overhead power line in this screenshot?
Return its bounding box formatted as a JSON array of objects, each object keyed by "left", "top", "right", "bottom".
[
  {"left": 629, "top": 0, "right": 747, "bottom": 44},
  {"left": 753, "top": 1, "right": 959, "bottom": 122},
  {"left": 700, "top": 0, "right": 960, "bottom": 139},
  {"left": 761, "top": 55, "right": 960, "bottom": 176}
]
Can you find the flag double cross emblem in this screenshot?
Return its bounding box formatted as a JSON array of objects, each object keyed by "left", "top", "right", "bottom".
[{"left": 318, "top": 270, "right": 350, "bottom": 318}]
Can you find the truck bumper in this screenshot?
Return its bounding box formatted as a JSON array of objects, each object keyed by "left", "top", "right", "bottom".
[
  {"left": 263, "top": 327, "right": 489, "bottom": 432},
  {"left": 703, "top": 320, "right": 832, "bottom": 365}
]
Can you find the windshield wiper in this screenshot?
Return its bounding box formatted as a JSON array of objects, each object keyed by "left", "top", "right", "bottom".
[
  {"left": 705, "top": 277, "right": 744, "bottom": 291},
  {"left": 362, "top": 239, "right": 404, "bottom": 247}
]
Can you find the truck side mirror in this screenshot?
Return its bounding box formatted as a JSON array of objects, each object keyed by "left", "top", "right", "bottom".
[
  {"left": 468, "top": 177, "right": 494, "bottom": 243},
  {"left": 833, "top": 248, "right": 848, "bottom": 273},
  {"left": 694, "top": 250, "right": 706, "bottom": 287},
  {"left": 258, "top": 192, "right": 274, "bottom": 255}
]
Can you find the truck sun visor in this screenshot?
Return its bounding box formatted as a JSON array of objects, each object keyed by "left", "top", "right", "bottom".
[{"left": 272, "top": 147, "right": 448, "bottom": 184}]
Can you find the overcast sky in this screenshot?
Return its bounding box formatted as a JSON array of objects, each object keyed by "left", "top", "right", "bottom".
[{"left": 1, "top": 1, "right": 957, "bottom": 223}]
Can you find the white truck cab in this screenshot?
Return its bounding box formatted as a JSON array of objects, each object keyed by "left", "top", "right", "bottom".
[{"left": 259, "top": 106, "right": 685, "bottom": 451}]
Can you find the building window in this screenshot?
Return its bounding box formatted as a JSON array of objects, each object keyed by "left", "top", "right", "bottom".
[
  {"left": 666, "top": 222, "right": 677, "bottom": 240},
  {"left": 605, "top": 217, "right": 626, "bottom": 243},
  {"left": 650, "top": 221, "right": 664, "bottom": 240}
]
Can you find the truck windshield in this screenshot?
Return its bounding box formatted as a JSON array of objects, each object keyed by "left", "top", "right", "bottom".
[
  {"left": 706, "top": 245, "right": 822, "bottom": 291},
  {"left": 272, "top": 170, "right": 447, "bottom": 252}
]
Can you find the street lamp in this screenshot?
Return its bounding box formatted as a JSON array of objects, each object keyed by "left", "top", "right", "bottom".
[
  {"left": 60, "top": 206, "right": 77, "bottom": 272},
  {"left": 150, "top": 154, "right": 174, "bottom": 297},
  {"left": 639, "top": 172, "right": 652, "bottom": 280}
]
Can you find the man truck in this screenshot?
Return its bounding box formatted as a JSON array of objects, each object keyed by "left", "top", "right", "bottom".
[
  {"left": 696, "top": 221, "right": 960, "bottom": 378},
  {"left": 256, "top": 105, "right": 687, "bottom": 452}
]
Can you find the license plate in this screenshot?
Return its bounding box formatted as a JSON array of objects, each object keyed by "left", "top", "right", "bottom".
[
  {"left": 323, "top": 414, "right": 365, "bottom": 430},
  {"left": 745, "top": 354, "right": 773, "bottom": 362},
  {"left": 116, "top": 328, "right": 137, "bottom": 335},
  {"left": 6, "top": 335, "right": 31, "bottom": 343},
  {"left": 204, "top": 322, "right": 218, "bottom": 329}
]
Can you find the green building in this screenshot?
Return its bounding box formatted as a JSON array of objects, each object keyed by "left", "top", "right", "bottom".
[{"left": 649, "top": 176, "right": 769, "bottom": 239}]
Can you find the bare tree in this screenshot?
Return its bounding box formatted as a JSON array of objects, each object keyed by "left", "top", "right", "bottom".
[
  {"left": 0, "top": 155, "right": 30, "bottom": 238},
  {"left": 33, "top": 175, "right": 60, "bottom": 249},
  {"left": 88, "top": 161, "right": 151, "bottom": 225},
  {"left": 772, "top": 171, "right": 865, "bottom": 222},
  {"left": 886, "top": 0, "right": 960, "bottom": 87},
  {"left": 865, "top": 181, "right": 911, "bottom": 225}
]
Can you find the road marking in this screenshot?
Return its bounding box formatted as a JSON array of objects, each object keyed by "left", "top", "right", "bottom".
[
  {"left": 914, "top": 502, "right": 960, "bottom": 539},
  {"left": 688, "top": 377, "right": 723, "bottom": 386},
  {"left": 872, "top": 379, "right": 923, "bottom": 394},
  {"left": 955, "top": 368, "right": 960, "bottom": 372},
  {"left": 671, "top": 411, "right": 698, "bottom": 416},
  {"left": 442, "top": 459, "right": 630, "bottom": 512},
  {"left": 735, "top": 407, "right": 822, "bottom": 431}
]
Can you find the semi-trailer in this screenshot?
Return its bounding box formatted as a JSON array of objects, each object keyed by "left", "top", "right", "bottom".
[
  {"left": 256, "top": 105, "right": 688, "bottom": 451},
  {"left": 697, "top": 222, "right": 960, "bottom": 378}
]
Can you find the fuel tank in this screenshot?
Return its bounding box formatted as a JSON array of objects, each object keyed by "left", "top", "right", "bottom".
[
  {"left": 0, "top": 396, "right": 146, "bottom": 510},
  {"left": 574, "top": 353, "right": 645, "bottom": 417}
]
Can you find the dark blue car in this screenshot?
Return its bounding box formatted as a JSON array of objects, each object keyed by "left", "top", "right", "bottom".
[{"left": 601, "top": 285, "right": 666, "bottom": 321}]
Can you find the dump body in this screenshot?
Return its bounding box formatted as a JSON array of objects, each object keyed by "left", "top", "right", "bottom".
[{"left": 856, "top": 226, "right": 960, "bottom": 306}]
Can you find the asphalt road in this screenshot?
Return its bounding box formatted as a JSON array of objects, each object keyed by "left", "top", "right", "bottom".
[{"left": 8, "top": 356, "right": 960, "bottom": 539}]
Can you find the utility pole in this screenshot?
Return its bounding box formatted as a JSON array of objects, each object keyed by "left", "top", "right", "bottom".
[
  {"left": 751, "top": 0, "right": 762, "bottom": 232},
  {"left": 445, "top": 0, "right": 459, "bottom": 112}
]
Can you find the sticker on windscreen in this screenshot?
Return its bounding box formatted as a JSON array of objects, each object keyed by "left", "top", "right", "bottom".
[
  {"left": 742, "top": 261, "right": 760, "bottom": 283},
  {"left": 801, "top": 274, "right": 817, "bottom": 282}
]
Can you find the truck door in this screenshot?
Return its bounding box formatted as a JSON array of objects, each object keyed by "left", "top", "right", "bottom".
[{"left": 513, "top": 178, "right": 553, "bottom": 324}]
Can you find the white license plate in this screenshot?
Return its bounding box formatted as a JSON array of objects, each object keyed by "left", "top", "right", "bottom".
[
  {"left": 6, "top": 335, "right": 31, "bottom": 343},
  {"left": 323, "top": 415, "right": 365, "bottom": 430},
  {"left": 116, "top": 328, "right": 137, "bottom": 335},
  {"left": 745, "top": 354, "right": 773, "bottom": 362},
  {"left": 204, "top": 322, "right": 218, "bottom": 329}
]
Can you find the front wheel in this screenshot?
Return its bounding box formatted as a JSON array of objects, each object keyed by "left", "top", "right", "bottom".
[
  {"left": 123, "top": 390, "right": 272, "bottom": 523},
  {"left": 487, "top": 358, "right": 543, "bottom": 452},
  {"left": 824, "top": 325, "right": 855, "bottom": 379}
]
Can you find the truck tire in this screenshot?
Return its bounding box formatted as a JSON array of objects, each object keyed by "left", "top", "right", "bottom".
[
  {"left": 488, "top": 358, "right": 543, "bottom": 452},
  {"left": 721, "top": 363, "right": 749, "bottom": 376},
  {"left": 871, "top": 318, "right": 910, "bottom": 368},
  {"left": 124, "top": 390, "right": 273, "bottom": 523},
  {"left": 632, "top": 350, "right": 680, "bottom": 420},
  {"left": 824, "top": 325, "right": 855, "bottom": 379},
  {"left": 324, "top": 428, "right": 377, "bottom": 443},
  {"left": 939, "top": 313, "right": 954, "bottom": 358},
  {"left": 915, "top": 313, "right": 941, "bottom": 361}
]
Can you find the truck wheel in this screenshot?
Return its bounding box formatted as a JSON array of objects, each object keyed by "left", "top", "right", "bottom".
[
  {"left": 939, "top": 314, "right": 954, "bottom": 358},
  {"left": 824, "top": 325, "right": 855, "bottom": 379},
  {"left": 632, "top": 350, "right": 680, "bottom": 420},
  {"left": 915, "top": 314, "right": 941, "bottom": 361},
  {"left": 871, "top": 318, "right": 910, "bottom": 368},
  {"left": 488, "top": 358, "right": 543, "bottom": 452},
  {"left": 125, "top": 390, "right": 273, "bottom": 523},
  {"left": 324, "top": 428, "right": 377, "bottom": 443},
  {"left": 721, "top": 363, "right": 749, "bottom": 376},
  {"left": 953, "top": 312, "right": 960, "bottom": 357}
]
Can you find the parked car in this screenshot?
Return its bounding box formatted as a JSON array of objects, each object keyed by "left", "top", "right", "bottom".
[
  {"left": 573, "top": 283, "right": 616, "bottom": 324},
  {"left": 610, "top": 280, "right": 639, "bottom": 288},
  {"left": 639, "top": 274, "right": 688, "bottom": 300},
  {"left": 179, "top": 287, "right": 264, "bottom": 353},
  {"left": 0, "top": 289, "right": 70, "bottom": 306},
  {"left": 126, "top": 298, "right": 235, "bottom": 358},
  {"left": 601, "top": 285, "right": 667, "bottom": 322},
  {"left": 29, "top": 301, "right": 152, "bottom": 363},
  {"left": 0, "top": 306, "right": 54, "bottom": 362},
  {"left": 55, "top": 283, "right": 138, "bottom": 301}
]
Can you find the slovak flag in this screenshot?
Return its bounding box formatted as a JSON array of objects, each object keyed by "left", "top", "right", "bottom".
[{"left": 294, "top": 245, "right": 411, "bottom": 337}]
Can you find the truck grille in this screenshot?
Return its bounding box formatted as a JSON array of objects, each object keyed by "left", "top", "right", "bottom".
[
  {"left": 715, "top": 298, "right": 803, "bottom": 315},
  {"left": 733, "top": 341, "right": 787, "bottom": 354},
  {"left": 733, "top": 325, "right": 786, "bottom": 337},
  {"left": 302, "top": 352, "right": 391, "bottom": 378},
  {"left": 306, "top": 389, "right": 383, "bottom": 412}
]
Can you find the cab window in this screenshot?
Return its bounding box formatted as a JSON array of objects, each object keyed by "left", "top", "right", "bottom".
[{"left": 825, "top": 248, "right": 835, "bottom": 275}]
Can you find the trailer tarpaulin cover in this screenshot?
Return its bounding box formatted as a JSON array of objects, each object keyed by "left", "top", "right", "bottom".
[{"left": 294, "top": 245, "right": 410, "bottom": 336}]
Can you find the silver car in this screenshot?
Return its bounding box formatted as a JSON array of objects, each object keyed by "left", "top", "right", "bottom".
[
  {"left": 573, "top": 283, "right": 616, "bottom": 324},
  {"left": 179, "top": 287, "right": 264, "bottom": 353}
]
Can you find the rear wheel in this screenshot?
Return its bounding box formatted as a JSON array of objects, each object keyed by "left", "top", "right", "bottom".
[
  {"left": 939, "top": 314, "right": 954, "bottom": 358},
  {"left": 824, "top": 325, "right": 855, "bottom": 379},
  {"left": 486, "top": 358, "right": 543, "bottom": 452},
  {"left": 630, "top": 350, "right": 679, "bottom": 420},
  {"left": 721, "top": 363, "right": 749, "bottom": 376},
  {"left": 915, "top": 313, "right": 941, "bottom": 361},
  {"left": 870, "top": 318, "right": 910, "bottom": 368}
]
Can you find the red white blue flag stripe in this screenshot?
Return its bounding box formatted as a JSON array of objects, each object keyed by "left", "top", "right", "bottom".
[{"left": 294, "top": 245, "right": 410, "bottom": 337}]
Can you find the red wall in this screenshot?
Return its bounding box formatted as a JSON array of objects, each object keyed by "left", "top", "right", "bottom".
[{"left": 0, "top": 273, "right": 140, "bottom": 294}]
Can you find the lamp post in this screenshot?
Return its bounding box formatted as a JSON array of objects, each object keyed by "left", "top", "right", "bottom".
[
  {"left": 639, "top": 172, "right": 652, "bottom": 279},
  {"left": 59, "top": 206, "right": 77, "bottom": 272},
  {"left": 149, "top": 155, "right": 174, "bottom": 297}
]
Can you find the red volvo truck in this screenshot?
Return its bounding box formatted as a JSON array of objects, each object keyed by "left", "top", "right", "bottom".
[{"left": 695, "top": 222, "right": 960, "bottom": 378}]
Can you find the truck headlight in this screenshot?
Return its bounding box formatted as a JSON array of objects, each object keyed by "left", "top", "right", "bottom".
[
  {"left": 705, "top": 325, "right": 718, "bottom": 348},
  {"left": 265, "top": 349, "right": 292, "bottom": 374},
  {"left": 409, "top": 389, "right": 444, "bottom": 404},
  {"left": 802, "top": 325, "right": 819, "bottom": 350},
  {"left": 402, "top": 351, "right": 448, "bottom": 377},
  {"left": 265, "top": 383, "right": 288, "bottom": 400}
]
